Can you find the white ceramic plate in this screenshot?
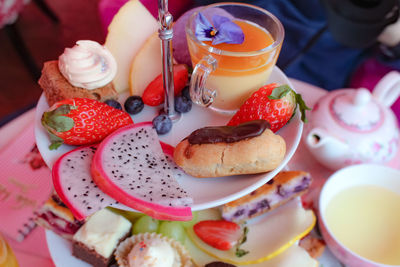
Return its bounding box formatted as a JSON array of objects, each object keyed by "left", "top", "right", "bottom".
[
  {"left": 46, "top": 230, "right": 91, "bottom": 267},
  {"left": 35, "top": 67, "right": 303, "bottom": 211}
]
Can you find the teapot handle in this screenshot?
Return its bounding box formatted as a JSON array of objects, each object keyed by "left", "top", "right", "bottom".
[{"left": 373, "top": 71, "right": 400, "bottom": 107}]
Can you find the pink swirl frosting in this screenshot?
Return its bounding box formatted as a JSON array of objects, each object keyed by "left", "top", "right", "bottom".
[{"left": 58, "top": 40, "right": 117, "bottom": 90}]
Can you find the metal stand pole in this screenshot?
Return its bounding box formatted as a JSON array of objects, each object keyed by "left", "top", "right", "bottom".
[{"left": 158, "top": 0, "right": 180, "bottom": 121}]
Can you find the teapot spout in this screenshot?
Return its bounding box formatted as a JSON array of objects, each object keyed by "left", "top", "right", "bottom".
[{"left": 306, "top": 128, "right": 351, "bottom": 170}]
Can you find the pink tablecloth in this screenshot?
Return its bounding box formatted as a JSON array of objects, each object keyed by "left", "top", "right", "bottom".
[{"left": 0, "top": 108, "right": 54, "bottom": 267}]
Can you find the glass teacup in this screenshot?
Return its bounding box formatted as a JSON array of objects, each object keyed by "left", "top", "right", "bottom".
[{"left": 185, "top": 2, "right": 284, "bottom": 113}]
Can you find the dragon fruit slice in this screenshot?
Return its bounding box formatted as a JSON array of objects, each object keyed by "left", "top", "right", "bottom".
[
  {"left": 52, "top": 145, "right": 134, "bottom": 221},
  {"left": 91, "top": 122, "right": 193, "bottom": 221},
  {"left": 161, "top": 142, "right": 186, "bottom": 181}
]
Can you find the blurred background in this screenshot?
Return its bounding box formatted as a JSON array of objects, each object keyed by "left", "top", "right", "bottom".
[{"left": 0, "top": 0, "right": 103, "bottom": 122}]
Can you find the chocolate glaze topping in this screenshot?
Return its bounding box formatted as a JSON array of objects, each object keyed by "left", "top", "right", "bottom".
[{"left": 187, "top": 119, "right": 270, "bottom": 145}]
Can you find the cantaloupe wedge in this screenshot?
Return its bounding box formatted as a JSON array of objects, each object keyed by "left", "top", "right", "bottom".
[
  {"left": 186, "top": 200, "right": 316, "bottom": 265},
  {"left": 196, "top": 208, "right": 222, "bottom": 221},
  {"left": 185, "top": 238, "right": 319, "bottom": 267},
  {"left": 105, "top": 0, "right": 158, "bottom": 93},
  {"left": 129, "top": 32, "right": 161, "bottom": 97},
  {"left": 129, "top": 32, "right": 178, "bottom": 97}
]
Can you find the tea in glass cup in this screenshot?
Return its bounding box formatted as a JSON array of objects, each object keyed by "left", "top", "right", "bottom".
[{"left": 186, "top": 3, "right": 284, "bottom": 113}]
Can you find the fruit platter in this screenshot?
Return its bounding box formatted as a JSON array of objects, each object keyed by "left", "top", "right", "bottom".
[
  {"left": 31, "top": 1, "right": 323, "bottom": 267},
  {"left": 35, "top": 66, "right": 303, "bottom": 212}
]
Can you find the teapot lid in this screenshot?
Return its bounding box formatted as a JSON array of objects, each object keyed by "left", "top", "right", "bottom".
[{"left": 329, "top": 88, "right": 383, "bottom": 132}]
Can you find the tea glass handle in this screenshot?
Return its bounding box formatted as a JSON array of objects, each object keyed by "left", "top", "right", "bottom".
[
  {"left": 373, "top": 71, "right": 400, "bottom": 107},
  {"left": 190, "top": 55, "right": 217, "bottom": 107}
]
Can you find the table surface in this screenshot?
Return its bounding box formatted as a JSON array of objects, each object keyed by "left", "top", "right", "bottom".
[{"left": 0, "top": 78, "right": 362, "bottom": 267}]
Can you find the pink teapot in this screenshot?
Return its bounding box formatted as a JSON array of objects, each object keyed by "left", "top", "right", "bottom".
[{"left": 304, "top": 71, "right": 400, "bottom": 170}]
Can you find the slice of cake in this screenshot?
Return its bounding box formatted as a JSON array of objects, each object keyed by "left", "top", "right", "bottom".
[
  {"left": 222, "top": 171, "right": 312, "bottom": 223},
  {"left": 35, "top": 194, "right": 83, "bottom": 240},
  {"left": 38, "top": 40, "right": 118, "bottom": 107},
  {"left": 72, "top": 208, "right": 132, "bottom": 267}
]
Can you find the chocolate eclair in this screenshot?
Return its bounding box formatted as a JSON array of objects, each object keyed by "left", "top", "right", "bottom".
[{"left": 173, "top": 120, "right": 286, "bottom": 178}]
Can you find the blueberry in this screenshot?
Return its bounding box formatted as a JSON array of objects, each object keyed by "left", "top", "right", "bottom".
[
  {"left": 175, "top": 95, "right": 192, "bottom": 113},
  {"left": 152, "top": 114, "right": 172, "bottom": 135},
  {"left": 124, "top": 96, "right": 144, "bottom": 115},
  {"left": 181, "top": 86, "right": 191, "bottom": 100},
  {"left": 104, "top": 99, "right": 122, "bottom": 110}
]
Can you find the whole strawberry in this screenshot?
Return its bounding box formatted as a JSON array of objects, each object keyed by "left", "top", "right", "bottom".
[
  {"left": 42, "top": 98, "right": 133, "bottom": 150},
  {"left": 227, "top": 83, "right": 310, "bottom": 132}
]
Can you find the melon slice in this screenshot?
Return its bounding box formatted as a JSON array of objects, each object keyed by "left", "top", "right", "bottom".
[
  {"left": 129, "top": 32, "right": 177, "bottom": 97},
  {"left": 105, "top": 0, "right": 158, "bottom": 93},
  {"left": 186, "top": 200, "right": 316, "bottom": 265},
  {"left": 185, "top": 237, "right": 319, "bottom": 267}
]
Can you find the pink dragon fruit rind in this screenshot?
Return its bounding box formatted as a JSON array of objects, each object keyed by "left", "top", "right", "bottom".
[
  {"left": 91, "top": 158, "right": 192, "bottom": 221},
  {"left": 91, "top": 122, "right": 193, "bottom": 221},
  {"left": 160, "top": 141, "right": 175, "bottom": 157},
  {"left": 91, "top": 168, "right": 192, "bottom": 221},
  {"left": 52, "top": 145, "right": 99, "bottom": 221},
  {"left": 52, "top": 144, "right": 134, "bottom": 221}
]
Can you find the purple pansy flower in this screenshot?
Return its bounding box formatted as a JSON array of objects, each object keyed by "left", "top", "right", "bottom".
[{"left": 194, "top": 12, "right": 244, "bottom": 45}]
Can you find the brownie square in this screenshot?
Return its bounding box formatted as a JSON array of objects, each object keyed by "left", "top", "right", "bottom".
[
  {"left": 73, "top": 240, "right": 111, "bottom": 267},
  {"left": 72, "top": 232, "right": 130, "bottom": 267}
]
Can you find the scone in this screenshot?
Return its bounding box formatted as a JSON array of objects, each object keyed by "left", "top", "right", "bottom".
[
  {"left": 35, "top": 194, "right": 83, "bottom": 240},
  {"left": 38, "top": 40, "right": 118, "bottom": 107},
  {"left": 173, "top": 120, "right": 286, "bottom": 178},
  {"left": 222, "top": 171, "right": 312, "bottom": 222}
]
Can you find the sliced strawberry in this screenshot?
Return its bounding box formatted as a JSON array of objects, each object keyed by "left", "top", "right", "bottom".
[
  {"left": 142, "top": 64, "right": 189, "bottom": 106},
  {"left": 193, "top": 220, "right": 242, "bottom": 251},
  {"left": 41, "top": 98, "right": 133, "bottom": 150},
  {"left": 228, "top": 84, "right": 310, "bottom": 132}
]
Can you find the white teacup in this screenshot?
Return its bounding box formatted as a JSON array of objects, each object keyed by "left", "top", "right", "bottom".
[{"left": 319, "top": 164, "right": 400, "bottom": 267}]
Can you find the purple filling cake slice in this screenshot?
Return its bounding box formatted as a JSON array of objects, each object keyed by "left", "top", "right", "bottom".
[
  {"left": 222, "top": 171, "right": 312, "bottom": 223},
  {"left": 72, "top": 208, "right": 132, "bottom": 267},
  {"left": 35, "top": 194, "right": 83, "bottom": 240}
]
